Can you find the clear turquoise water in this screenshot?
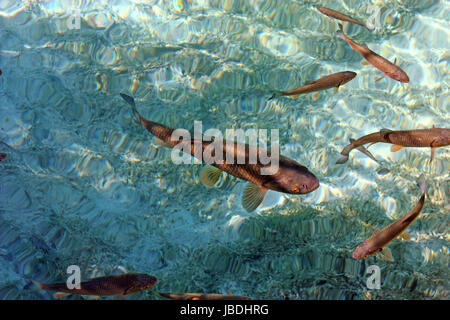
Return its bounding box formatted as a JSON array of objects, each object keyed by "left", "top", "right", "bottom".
[{"left": 0, "top": 0, "right": 448, "bottom": 299}]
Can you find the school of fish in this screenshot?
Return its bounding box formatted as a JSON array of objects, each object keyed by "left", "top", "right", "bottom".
[{"left": 0, "top": 4, "right": 448, "bottom": 300}]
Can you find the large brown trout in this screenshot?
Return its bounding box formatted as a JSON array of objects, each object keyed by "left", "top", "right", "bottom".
[
  {"left": 270, "top": 71, "right": 356, "bottom": 99},
  {"left": 317, "top": 6, "right": 368, "bottom": 29},
  {"left": 120, "top": 94, "right": 319, "bottom": 212},
  {"left": 336, "top": 128, "right": 450, "bottom": 164},
  {"left": 336, "top": 24, "right": 409, "bottom": 83},
  {"left": 353, "top": 174, "right": 426, "bottom": 259},
  {"left": 34, "top": 273, "right": 157, "bottom": 298}
]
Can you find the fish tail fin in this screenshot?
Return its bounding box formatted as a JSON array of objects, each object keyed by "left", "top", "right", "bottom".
[
  {"left": 336, "top": 155, "right": 349, "bottom": 164},
  {"left": 120, "top": 93, "right": 142, "bottom": 124},
  {"left": 30, "top": 280, "right": 45, "bottom": 290},
  {"left": 268, "top": 91, "right": 280, "bottom": 101},
  {"left": 336, "top": 138, "right": 353, "bottom": 164},
  {"left": 417, "top": 174, "right": 426, "bottom": 195}
]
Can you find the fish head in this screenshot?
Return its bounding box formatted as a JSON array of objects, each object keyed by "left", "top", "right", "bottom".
[
  {"left": 130, "top": 274, "right": 158, "bottom": 292},
  {"left": 340, "top": 71, "right": 357, "bottom": 85},
  {"left": 267, "top": 161, "right": 319, "bottom": 194},
  {"left": 388, "top": 70, "right": 409, "bottom": 83},
  {"left": 353, "top": 242, "right": 381, "bottom": 259}
]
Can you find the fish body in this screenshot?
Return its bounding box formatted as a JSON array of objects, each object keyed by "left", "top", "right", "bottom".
[
  {"left": 317, "top": 6, "right": 367, "bottom": 29},
  {"left": 159, "top": 292, "right": 252, "bottom": 300},
  {"left": 274, "top": 71, "right": 356, "bottom": 97},
  {"left": 353, "top": 174, "right": 426, "bottom": 259},
  {"left": 120, "top": 94, "right": 319, "bottom": 212},
  {"left": 336, "top": 25, "right": 409, "bottom": 83},
  {"left": 337, "top": 128, "right": 450, "bottom": 164},
  {"left": 35, "top": 273, "right": 157, "bottom": 297}
]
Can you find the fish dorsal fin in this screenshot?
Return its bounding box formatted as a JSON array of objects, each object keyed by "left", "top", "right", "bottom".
[
  {"left": 242, "top": 183, "right": 267, "bottom": 212},
  {"left": 380, "top": 128, "right": 392, "bottom": 136},
  {"left": 380, "top": 247, "right": 394, "bottom": 262},
  {"left": 391, "top": 144, "right": 404, "bottom": 152},
  {"left": 200, "top": 165, "right": 223, "bottom": 188}
]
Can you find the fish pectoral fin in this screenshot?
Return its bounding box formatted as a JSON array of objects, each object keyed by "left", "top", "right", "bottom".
[
  {"left": 226, "top": 289, "right": 233, "bottom": 296},
  {"left": 391, "top": 144, "right": 404, "bottom": 152},
  {"left": 155, "top": 137, "right": 173, "bottom": 149},
  {"left": 313, "top": 92, "right": 319, "bottom": 100},
  {"left": 200, "top": 165, "right": 223, "bottom": 188},
  {"left": 380, "top": 247, "right": 394, "bottom": 262},
  {"left": 333, "top": 87, "right": 339, "bottom": 94},
  {"left": 242, "top": 183, "right": 267, "bottom": 212},
  {"left": 400, "top": 231, "right": 410, "bottom": 241},
  {"left": 291, "top": 94, "right": 300, "bottom": 99},
  {"left": 53, "top": 292, "right": 71, "bottom": 299},
  {"left": 361, "top": 60, "right": 370, "bottom": 66}
]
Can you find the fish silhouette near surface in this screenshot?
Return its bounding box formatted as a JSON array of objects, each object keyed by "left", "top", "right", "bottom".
[
  {"left": 34, "top": 273, "right": 157, "bottom": 299},
  {"left": 336, "top": 24, "right": 409, "bottom": 83},
  {"left": 158, "top": 291, "right": 252, "bottom": 300},
  {"left": 317, "top": 6, "right": 368, "bottom": 29},
  {"left": 353, "top": 174, "right": 426, "bottom": 260},
  {"left": 120, "top": 93, "right": 319, "bottom": 212},
  {"left": 336, "top": 128, "right": 450, "bottom": 164},
  {"left": 269, "top": 71, "right": 357, "bottom": 100}
]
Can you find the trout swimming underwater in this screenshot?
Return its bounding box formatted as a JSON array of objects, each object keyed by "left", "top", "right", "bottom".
[
  {"left": 353, "top": 174, "right": 426, "bottom": 260},
  {"left": 270, "top": 71, "right": 356, "bottom": 99},
  {"left": 317, "top": 6, "right": 368, "bottom": 29},
  {"left": 336, "top": 128, "right": 450, "bottom": 164},
  {"left": 34, "top": 273, "right": 157, "bottom": 298},
  {"left": 120, "top": 93, "right": 319, "bottom": 212},
  {"left": 336, "top": 24, "right": 409, "bottom": 83}
]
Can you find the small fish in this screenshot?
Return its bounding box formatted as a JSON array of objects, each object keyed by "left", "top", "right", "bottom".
[
  {"left": 270, "top": 71, "right": 356, "bottom": 99},
  {"left": 336, "top": 127, "right": 450, "bottom": 164},
  {"left": 34, "top": 273, "right": 157, "bottom": 298},
  {"left": 336, "top": 24, "right": 409, "bottom": 83},
  {"left": 317, "top": 6, "right": 368, "bottom": 29},
  {"left": 158, "top": 292, "right": 252, "bottom": 300},
  {"left": 353, "top": 174, "right": 426, "bottom": 260},
  {"left": 120, "top": 94, "right": 319, "bottom": 212},
  {"left": 0, "top": 153, "right": 6, "bottom": 161}
]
